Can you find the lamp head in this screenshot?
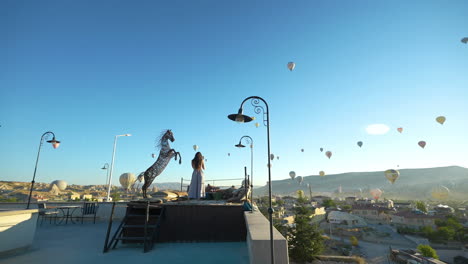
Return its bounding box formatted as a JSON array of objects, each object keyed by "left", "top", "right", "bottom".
[
  {"left": 47, "top": 137, "right": 60, "bottom": 149},
  {"left": 235, "top": 143, "right": 246, "bottom": 148},
  {"left": 101, "top": 165, "right": 108, "bottom": 170},
  {"left": 228, "top": 108, "right": 253, "bottom": 123}
]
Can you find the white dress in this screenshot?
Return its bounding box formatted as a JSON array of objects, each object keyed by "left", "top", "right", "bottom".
[{"left": 188, "top": 168, "right": 205, "bottom": 199}]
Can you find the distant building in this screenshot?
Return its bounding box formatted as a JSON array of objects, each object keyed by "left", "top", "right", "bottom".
[
  {"left": 82, "top": 194, "right": 92, "bottom": 200},
  {"left": 355, "top": 198, "right": 374, "bottom": 205},
  {"left": 391, "top": 211, "right": 443, "bottom": 229},
  {"left": 328, "top": 211, "right": 367, "bottom": 227},
  {"left": 351, "top": 204, "right": 394, "bottom": 224},
  {"left": 390, "top": 249, "right": 447, "bottom": 264},
  {"left": 374, "top": 199, "right": 394, "bottom": 209},
  {"left": 345, "top": 196, "right": 357, "bottom": 205},
  {"left": 69, "top": 193, "right": 80, "bottom": 200},
  {"left": 311, "top": 195, "right": 331, "bottom": 204},
  {"left": 394, "top": 201, "right": 413, "bottom": 210},
  {"left": 433, "top": 204, "right": 455, "bottom": 216}
]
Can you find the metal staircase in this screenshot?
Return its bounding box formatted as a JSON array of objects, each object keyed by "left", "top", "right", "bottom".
[{"left": 103, "top": 201, "right": 165, "bottom": 253}]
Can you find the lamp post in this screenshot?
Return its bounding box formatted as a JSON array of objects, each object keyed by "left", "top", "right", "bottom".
[
  {"left": 106, "top": 134, "right": 131, "bottom": 202},
  {"left": 235, "top": 135, "right": 254, "bottom": 211},
  {"left": 27, "top": 131, "right": 60, "bottom": 209},
  {"left": 101, "top": 163, "right": 109, "bottom": 186},
  {"left": 228, "top": 96, "right": 274, "bottom": 264}
]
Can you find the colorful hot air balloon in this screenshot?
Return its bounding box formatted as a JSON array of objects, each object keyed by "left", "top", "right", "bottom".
[
  {"left": 357, "top": 141, "right": 363, "bottom": 148},
  {"left": 436, "top": 116, "right": 446, "bottom": 125},
  {"left": 289, "top": 171, "right": 296, "bottom": 180},
  {"left": 431, "top": 185, "right": 450, "bottom": 200},
  {"left": 418, "top": 141, "right": 426, "bottom": 148},
  {"left": 325, "top": 151, "right": 332, "bottom": 159},
  {"left": 193, "top": 145, "right": 198, "bottom": 151},
  {"left": 287, "top": 62, "right": 295, "bottom": 71},
  {"left": 270, "top": 154, "right": 275, "bottom": 160},
  {"left": 255, "top": 122, "right": 260, "bottom": 128},
  {"left": 370, "top": 188, "right": 383, "bottom": 200},
  {"left": 296, "top": 176, "right": 303, "bottom": 185},
  {"left": 320, "top": 148, "right": 323, "bottom": 152},
  {"left": 397, "top": 127, "right": 403, "bottom": 133},
  {"left": 384, "top": 169, "right": 399, "bottom": 184},
  {"left": 119, "top": 173, "right": 136, "bottom": 192},
  {"left": 319, "top": 171, "right": 325, "bottom": 177}
]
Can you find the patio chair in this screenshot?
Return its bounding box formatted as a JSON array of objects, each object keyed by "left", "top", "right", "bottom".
[
  {"left": 79, "top": 202, "right": 99, "bottom": 224},
  {"left": 37, "top": 203, "right": 59, "bottom": 225}
]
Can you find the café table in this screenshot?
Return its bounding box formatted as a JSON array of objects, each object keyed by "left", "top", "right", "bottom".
[{"left": 56, "top": 205, "right": 82, "bottom": 225}]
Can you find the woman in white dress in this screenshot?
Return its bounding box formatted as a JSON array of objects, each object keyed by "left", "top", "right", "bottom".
[{"left": 188, "top": 152, "right": 205, "bottom": 199}]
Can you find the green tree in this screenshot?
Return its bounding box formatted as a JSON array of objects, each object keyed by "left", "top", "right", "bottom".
[
  {"left": 435, "top": 227, "right": 455, "bottom": 241},
  {"left": 420, "top": 226, "right": 434, "bottom": 238},
  {"left": 342, "top": 205, "right": 352, "bottom": 210},
  {"left": 110, "top": 192, "right": 120, "bottom": 201},
  {"left": 415, "top": 201, "right": 427, "bottom": 213},
  {"left": 288, "top": 206, "right": 324, "bottom": 263},
  {"left": 417, "top": 244, "right": 439, "bottom": 259},
  {"left": 350, "top": 236, "right": 359, "bottom": 247},
  {"left": 322, "top": 199, "right": 336, "bottom": 208}
]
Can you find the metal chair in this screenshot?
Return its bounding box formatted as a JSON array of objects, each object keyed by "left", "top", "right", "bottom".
[
  {"left": 80, "top": 202, "right": 99, "bottom": 224},
  {"left": 37, "top": 203, "right": 59, "bottom": 225}
]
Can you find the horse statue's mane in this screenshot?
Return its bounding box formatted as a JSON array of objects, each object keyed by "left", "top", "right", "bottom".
[{"left": 155, "top": 129, "right": 170, "bottom": 151}]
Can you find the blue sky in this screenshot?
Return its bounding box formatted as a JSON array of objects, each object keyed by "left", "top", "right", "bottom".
[{"left": 1, "top": 0, "right": 467, "bottom": 188}]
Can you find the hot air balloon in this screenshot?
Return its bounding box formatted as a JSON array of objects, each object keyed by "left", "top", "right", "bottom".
[
  {"left": 228, "top": 153, "right": 230, "bottom": 156},
  {"left": 357, "top": 141, "right": 363, "bottom": 148},
  {"left": 320, "top": 148, "right": 323, "bottom": 152},
  {"left": 461, "top": 37, "right": 468, "bottom": 44},
  {"left": 287, "top": 62, "right": 295, "bottom": 71},
  {"left": 418, "top": 141, "right": 426, "bottom": 149},
  {"left": 151, "top": 153, "right": 155, "bottom": 158},
  {"left": 397, "top": 127, "right": 403, "bottom": 133},
  {"left": 325, "top": 151, "right": 332, "bottom": 159},
  {"left": 436, "top": 116, "right": 446, "bottom": 125},
  {"left": 193, "top": 145, "right": 198, "bottom": 151},
  {"left": 289, "top": 171, "right": 296, "bottom": 180},
  {"left": 384, "top": 169, "right": 399, "bottom": 184},
  {"left": 431, "top": 185, "right": 450, "bottom": 200},
  {"left": 296, "top": 176, "right": 303, "bottom": 185},
  {"left": 255, "top": 122, "right": 260, "bottom": 128},
  {"left": 270, "top": 154, "right": 275, "bottom": 160},
  {"left": 370, "top": 188, "right": 383, "bottom": 200},
  {"left": 277, "top": 156, "right": 279, "bottom": 160},
  {"left": 119, "top": 173, "right": 136, "bottom": 192},
  {"left": 319, "top": 171, "right": 325, "bottom": 177},
  {"left": 301, "top": 149, "right": 304, "bottom": 152}
]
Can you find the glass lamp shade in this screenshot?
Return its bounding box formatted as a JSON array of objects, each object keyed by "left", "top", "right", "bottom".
[{"left": 47, "top": 138, "right": 60, "bottom": 149}]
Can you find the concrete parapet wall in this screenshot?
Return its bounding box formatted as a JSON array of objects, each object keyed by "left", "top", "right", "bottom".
[{"left": 244, "top": 210, "right": 289, "bottom": 264}]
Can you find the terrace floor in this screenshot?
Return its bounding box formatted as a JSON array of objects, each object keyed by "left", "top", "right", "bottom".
[{"left": 1, "top": 222, "right": 250, "bottom": 264}]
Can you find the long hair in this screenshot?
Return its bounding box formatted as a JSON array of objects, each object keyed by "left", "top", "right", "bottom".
[{"left": 192, "top": 152, "right": 204, "bottom": 170}]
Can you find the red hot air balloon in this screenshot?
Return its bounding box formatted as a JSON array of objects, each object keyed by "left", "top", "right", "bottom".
[
  {"left": 325, "top": 151, "right": 332, "bottom": 159},
  {"left": 397, "top": 127, "right": 403, "bottom": 133},
  {"left": 418, "top": 141, "right": 426, "bottom": 148}
]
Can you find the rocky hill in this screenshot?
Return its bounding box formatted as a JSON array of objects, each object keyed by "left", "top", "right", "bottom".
[{"left": 254, "top": 166, "right": 468, "bottom": 201}]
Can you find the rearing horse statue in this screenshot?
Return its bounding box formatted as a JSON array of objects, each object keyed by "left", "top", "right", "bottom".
[{"left": 142, "top": 129, "right": 181, "bottom": 198}]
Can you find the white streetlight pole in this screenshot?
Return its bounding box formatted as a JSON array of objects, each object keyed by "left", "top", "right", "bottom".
[{"left": 106, "top": 134, "right": 131, "bottom": 201}]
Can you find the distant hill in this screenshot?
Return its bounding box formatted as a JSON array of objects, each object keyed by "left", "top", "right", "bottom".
[{"left": 254, "top": 166, "right": 468, "bottom": 201}]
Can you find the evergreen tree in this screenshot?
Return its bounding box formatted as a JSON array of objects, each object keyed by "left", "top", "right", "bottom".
[
  {"left": 288, "top": 206, "right": 324, "bottom": 263},
  {"left": 415, "top": 201, "right": 427, "bottom": 213}
]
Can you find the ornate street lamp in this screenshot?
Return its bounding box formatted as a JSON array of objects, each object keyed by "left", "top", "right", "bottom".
[
  {"left": 235, "top": 135, "right": 254, "bottom": 211},
  {"left": 106, "top": 134, "right": 131, "bottom": 202},
  {"left": 101, "top": 163, "right": 110, "bottom": 186},
  {"left": 228, "top": 96, "right": 274, "bottom": 264},
  {"left": 26, "top": 131, "right": 61, "bottom": 209}
]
